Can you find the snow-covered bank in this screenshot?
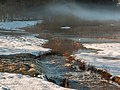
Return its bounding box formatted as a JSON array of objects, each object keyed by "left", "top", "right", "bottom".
[
  {"left": 0, "top": 20, "right": 51, "bottom": 56},
  {"left": 75, "top": 43, "right": 120, "bottom": 76},
  {"left": 0, "top": 73, "right": 72, "bottom": 90},
  {"left": 0, "top": 35, "right": 51, "bottom": 56},
  {"left": 0, "top": 20, "right": 42, "bottom": 31}
]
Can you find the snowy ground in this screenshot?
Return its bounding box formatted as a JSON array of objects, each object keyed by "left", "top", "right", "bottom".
[
  {"left": 75, "top": 43, "right": 120, "bottom": 76},
  {"left": 0, "top": 35, "right": 51, "bottom": 56},
  {"left": 0, "top": 20, "right": 51, "bottom": 56},
  {"left": 0, "top": 73, "right": 72, "bottom": 90},
  {"left": 0, "top": 20, "right": 58, "bottom": 90},
  {"left": 0, "top": 20, "right": 42, "bottom": 31}
]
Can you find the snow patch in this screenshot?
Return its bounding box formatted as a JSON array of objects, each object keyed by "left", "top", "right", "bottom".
[
  {"left": 0, "top": 20, "right": 42, "bottom": 31},
  {"left": 0, "top": 73, "right": 72, "bottom": 90},
  {"left": 83, "top": 43, "right": 120, "bottom": 58},
  {"left": 0, "top": 35, "right": 51, "bottom": 56},
  {"left": 75, "top": 43, "right": 120, "bottom": 76},
  {"left": 0, "top": 20, "right": 51, "bottom": 56}
]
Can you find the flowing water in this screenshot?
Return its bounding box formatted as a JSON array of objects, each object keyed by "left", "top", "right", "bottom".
[
  {"left": 1, "top": 3, "right": 120, "bottom": 89},
  {"left": 1, "top": 19, "right": 120, "bottom": 89},
  {"left": 26, "top": 19, "right": 120, "bottom": 89},
  {"left": 33, "top": 20, "right": 120, "bottom": 76}
]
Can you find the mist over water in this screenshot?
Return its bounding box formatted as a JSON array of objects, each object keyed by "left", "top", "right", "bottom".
[
  {"left": 1, "top": 2, "right": 120, "bottom": 21},
  {"left": 43, "top": 3, "right": 120, "bottom": 21}
]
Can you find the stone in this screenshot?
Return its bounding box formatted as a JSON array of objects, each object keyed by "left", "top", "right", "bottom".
[
  {"left": 60, "top": 78, "right": 69, "bottom": 88},
  {"left": 112, "top": 76, "right": 120, "bottom": 85},
  {"left": 67, "top": 56, "right": 75, "bottom": 63},
  {"left": 30, "top": 64, "right": 36, "bottom": 68},
  {"left": 28, "top": 68, "right": 36, "bottom": 73},
  {"left": 97, "top": 69, "right": 112, "bottom": 80},
  {"left": 8, "top": 64, "right": 17, "bottom": 70},
  {"left": 63, "top": 52, "right": 70, "bottom": 57},
  {"left": 19, "top": 67, "right": 27, "bottom": 72},
  {"left": 0, "top": 64, "right": 3, "bottom": 67},
  {"left": 64, "top": 63, "right": 72, "bottom": 67}
]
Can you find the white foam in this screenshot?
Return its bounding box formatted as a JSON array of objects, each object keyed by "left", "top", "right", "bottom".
[{"left": 75, "top": 43, "right": 120, "bottom": 76}]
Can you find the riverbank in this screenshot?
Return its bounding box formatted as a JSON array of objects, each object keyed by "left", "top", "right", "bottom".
[{"left": 0, "top": 72, "right": 72, "bottom": 90}]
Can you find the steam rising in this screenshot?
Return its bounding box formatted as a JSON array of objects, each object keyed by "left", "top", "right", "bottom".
[{"left": 43, "top": 3, "right": 120, "bottom": 21}]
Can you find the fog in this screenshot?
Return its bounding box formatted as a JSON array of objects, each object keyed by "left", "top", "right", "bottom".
[
  {"left": 1, "top": 2, "right": 120, "bottom": 21},
  {"left": 42, "top": 3, "right": 120, "bottom": 21}
]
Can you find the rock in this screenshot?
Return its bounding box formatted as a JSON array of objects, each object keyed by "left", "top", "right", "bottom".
[
  {"left": 61, "top": 78, "right": 69, "bottom": 88},
  {"left": 28, "top": 68, "right": 36, "bottom": 73},
  {"left": 67, "top": 56, "right": 75, "bottom": 63},
  {"left": 77, "top": 60, "right": 86, "bottom": 71},
  {"left": 28, "top": 68, "right": 39, "bottom": 77},
  {"left": 0, "top": 64, "right": 3, "bottom": 67},
  {"left": 30, "top": 64, "right": 36, "bottom": 68},
  {"left": 112, "top": 76, "right": 120, "bottom": 85},
  {"left": 97, "top": 69, "right": 112, "bottom": 80},
  {"left": 64, "top": 63, "right": 72, "bottom": 67},
  {"left": 63, "top": 52, "right": 70, "bottom": 57},
  {"left": 8, "top": 64, "right": 17, "bottom": 70},
  {"left": 87, "top": 64, "right": 97, "bottom": 73},
  {"left": 19, "top": 67, "right": 27, "bottom": 72},
  {"left": 73, "top": 42, "right": 81, "bottom": 48},
  {"left": 23, "top": 64, "right": 31, "bottom": 70},
  {"left": 47, "top": 78, "right": 56, "bottom": 84}
]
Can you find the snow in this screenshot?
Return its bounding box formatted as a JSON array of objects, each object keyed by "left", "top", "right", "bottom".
[
  {"left": 0, "top": 20, "right": 42, "bottom": 31},
  {"left": 0, "top": 20, "right": 51, "bottom": 56},
  {"left": 0, "top": 20, "right": 71, "bottom": 90},
  {"left": 83, "top": 43, "right": 120, "bottom": 58},
  {"left": 75, "top": 43, "right": 120, "bottom": 76},
  {"left": 0, "top": 73, "right": 72, "bottom": 90},
  {"left": 0, "top": 35, "right": 51, "bottom": 56}
]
